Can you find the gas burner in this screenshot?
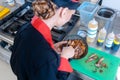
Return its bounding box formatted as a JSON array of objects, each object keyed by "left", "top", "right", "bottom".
[
  {"left": 51, "top": 11, "right": 80, "bottom": 42},
  {"left": 3, "top": 21, "right": 22, "bottom": 36},
  {"left": 23, "top": 9, "right": 34, "bottom": 21}
]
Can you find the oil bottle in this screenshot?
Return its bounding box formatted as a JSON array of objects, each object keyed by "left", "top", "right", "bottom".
[
  {"left": 87, "top": 18, "right": 98, "bottom": 43},
  {"left": 97, "top": 27, "right": 107, "bottom": 46},
  {"left": 111, "top": 34, "right": 120, "bottom": 52},
  {"left": 105, "top": 32, "right": 115, "bottom": 49}
]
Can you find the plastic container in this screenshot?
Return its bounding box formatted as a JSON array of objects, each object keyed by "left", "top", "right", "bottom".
[
  {"left": 97, "top": 27, "right": 107, "bottom": 46},
  {"left": 111, "top": 34, "right": 120, "bottom": 52},
  {"left": 87, "top": 18, "right": 98, "bottom": 43},
  {"left": 77, "top": 1, "right": 99, "bottom": 27},
  {"left": 105, "top": 32, "right": 115, "bottom": 49}
]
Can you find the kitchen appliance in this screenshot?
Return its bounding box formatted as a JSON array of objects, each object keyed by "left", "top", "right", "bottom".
[{"left": 0, "top": 2, "right": 32, "bottom": 63}]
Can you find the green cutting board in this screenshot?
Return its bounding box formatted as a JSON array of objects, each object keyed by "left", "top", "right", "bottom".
[{"left": 70, "top": 47, "right": 120, "bottom": 80}]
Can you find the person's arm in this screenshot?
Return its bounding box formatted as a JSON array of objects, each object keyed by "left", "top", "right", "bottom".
[
  {"left": 58, "top": 46, "right": 75, "bottom": 74},
  {"left": 54, "top": 42, "right": 75, "bottom": 73}
]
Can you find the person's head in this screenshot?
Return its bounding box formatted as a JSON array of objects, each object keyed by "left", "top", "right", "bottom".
[{"left": 32, "top": 0, "right": 75, "bottom": 28}]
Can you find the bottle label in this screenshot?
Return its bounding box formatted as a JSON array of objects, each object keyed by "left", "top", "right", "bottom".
[
  {"left": 105, "top": 39, "right": 114, "bottom": 47},
  {"left": 87, "top": 33, "right": 96, "bottom": 38},
  {"left": 105, "top": 43, "right": 112, "bottom": 47},
  {"left": 87, "top": 29, "right": 97, "bottom": 35}
]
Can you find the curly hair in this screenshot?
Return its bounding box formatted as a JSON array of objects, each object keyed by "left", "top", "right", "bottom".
[{"left": 32, "top": 0, "right": 57, "bottom": 19}]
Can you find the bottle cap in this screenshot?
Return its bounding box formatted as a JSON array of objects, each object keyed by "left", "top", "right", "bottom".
[
  {"left": 108, "top": 32, "right": 115, "bottom": 40},
  {"left": 101, "top": 27, "right": 107, "bottom": 33},
  {"left": 91, "top": 18, "right": 98, "bottom": 25},
  {"left": 88, "top": 18, "right": 98, "bottom": 30}
]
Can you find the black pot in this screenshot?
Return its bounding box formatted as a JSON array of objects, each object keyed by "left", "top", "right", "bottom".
[{"left": 64, "top": 35, "right": 88, "bottom": 59}]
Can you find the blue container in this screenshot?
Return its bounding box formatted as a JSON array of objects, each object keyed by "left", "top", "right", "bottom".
[{"left": 77, "top": 1, "right": 99, "bottom": 27}]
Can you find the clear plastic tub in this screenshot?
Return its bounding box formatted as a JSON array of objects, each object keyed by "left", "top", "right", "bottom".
[{"left": 77, "top": 1, "right": 99, "bottom": 27}]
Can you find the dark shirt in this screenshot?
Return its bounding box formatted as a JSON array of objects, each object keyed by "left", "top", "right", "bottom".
[{"left": 10, "top": 23, "right": 69, "bottom": 80}]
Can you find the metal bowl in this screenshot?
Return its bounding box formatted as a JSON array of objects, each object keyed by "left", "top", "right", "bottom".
[{"left": 64, "top": 35, "right": 88, "bottom": 59}]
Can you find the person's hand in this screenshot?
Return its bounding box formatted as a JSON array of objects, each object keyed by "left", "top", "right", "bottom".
[
  {"left": 61, "top": 46, "right": 75, "bottom": 59},
  {"left": 54, "top": 41, "right": 67, "bottom": 54}
]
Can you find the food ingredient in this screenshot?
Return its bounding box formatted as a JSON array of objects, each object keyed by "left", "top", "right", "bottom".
[
  {"left": 95, "top": 57, "right": 104, "bottom": 67},
  {"left": 86, "top": 54, "right": 98, "bottom": 63}
]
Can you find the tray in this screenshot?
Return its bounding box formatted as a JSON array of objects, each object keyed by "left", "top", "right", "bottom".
[{"left": 70, "top": 47, "right": 120, "bottom": 80}]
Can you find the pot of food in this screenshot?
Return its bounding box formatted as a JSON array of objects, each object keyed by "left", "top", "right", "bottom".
[{"left": 63, "top": 35, "right": 88, "bottom": 59}]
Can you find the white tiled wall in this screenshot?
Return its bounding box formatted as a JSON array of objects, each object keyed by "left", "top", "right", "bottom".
[{"left": 102, "top": 0, "right": 120, "bottom": 10}]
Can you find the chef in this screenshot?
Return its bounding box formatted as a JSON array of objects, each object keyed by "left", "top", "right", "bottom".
[{"left": 10, "top": 0, "right": 76, "bottom": 80}]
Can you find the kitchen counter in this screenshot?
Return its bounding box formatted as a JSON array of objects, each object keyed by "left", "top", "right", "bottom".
[
  {"left": 66, "top": 13, "right": 120, "bottom": 58},
  {"left": 66, "top": 9, "right": 120, "bottom": 80},
  {"left": 0, "top": 0, "right": 21, "bottom": 17}
]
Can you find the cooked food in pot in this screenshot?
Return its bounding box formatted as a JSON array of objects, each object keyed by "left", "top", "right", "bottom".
[{"left": 65, "top": 39, "right": 87, "bottom": 59}]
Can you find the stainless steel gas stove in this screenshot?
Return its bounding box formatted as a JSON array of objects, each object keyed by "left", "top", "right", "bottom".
[
  {"left": 0, "top": 2, "right": 33, "bottom": 63},
  {"left": 0, "top": 2, "right": 80, "bottom": 63}
]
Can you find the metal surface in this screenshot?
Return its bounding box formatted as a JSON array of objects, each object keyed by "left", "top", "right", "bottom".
[
  {"left": 67, "top": 70, "right": 94, "bottom": 80},
  {"left": 66, "top": 11, "right": 120, "bottom": 58},
  {"left": 0, "top": 1, "right": 119, "bottom": 79},
  {"left": 95, "top": 6, "right": 117, "bottom": 30},
  {"left": 0, "top": 46, "right": 11, "bottom": 63},
  {"left": 0, "top": 2, "right": 32, "bottom": 63},
  {"left": 65, "top": 10, "right": 120, "bottom": 80},
  {"left": 0, "top": 1, "right": 21, "bottom": 18},
  {"left": 0, "top": 31, "right": 14, "bottom": 45}
]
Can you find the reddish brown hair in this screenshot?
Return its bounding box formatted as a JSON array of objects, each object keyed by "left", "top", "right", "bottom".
[{"left": 32, "top": 0, "right": 57, "bottom": 19}]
